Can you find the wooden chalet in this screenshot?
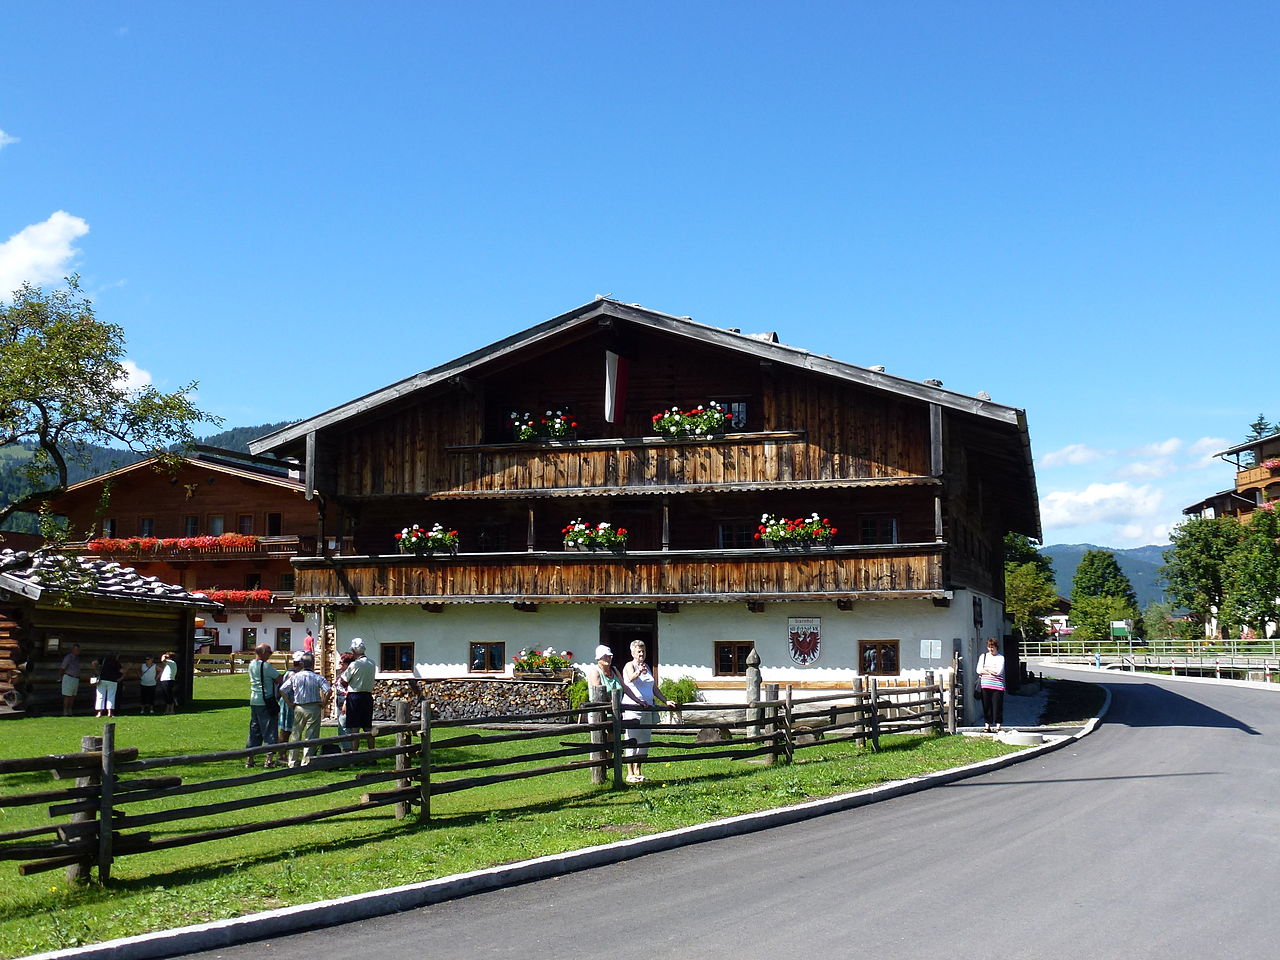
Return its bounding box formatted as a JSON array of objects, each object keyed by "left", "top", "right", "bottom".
[
  {"left": 0, "top": 549, "right": 218, "bottom": 714},
  {"left": 1184, "top": 432, "right": 1280, "bottom": 521},
  {"left": 249, "top": 299, "right": 1040, "bottom": 696},
  {"left": 35, "top": 448, "right": 329, "bottom": 655}
]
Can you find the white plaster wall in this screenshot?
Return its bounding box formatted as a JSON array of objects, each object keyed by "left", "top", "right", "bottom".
[
  {"left": 202, "top": 613, "right": 313, "bottom": 652},
  {"left": 336, "top": 590, "right": 1005, "bottom": 688}
]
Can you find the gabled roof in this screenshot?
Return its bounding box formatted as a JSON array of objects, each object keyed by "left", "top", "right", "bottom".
[
  {"left": 1215, "top": 431, "right": 1280, "bottom": 458},
  {"left": 249, "top": 298, "right": 1029, "bottom": 455},
  {"left": 55, "top": 448, "right": 304, "bottom": 501},
  {"left": 0, "top": 549, "right": 220, "bottom": 608}
]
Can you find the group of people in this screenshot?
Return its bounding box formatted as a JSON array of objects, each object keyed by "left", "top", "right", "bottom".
[
  {"left": 58, "top": 644, "right": 179, "bottom": 717},
  {"left": 245, "top": 637, "right": 375, "bottom": 768},
  {"left": 582, "top": 639, "right": 680, "bottom": 784}
]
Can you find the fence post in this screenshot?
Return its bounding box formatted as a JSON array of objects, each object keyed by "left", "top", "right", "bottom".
[
  {"left": 946, "top": 654, "right": 958, "bottom": 735},
  {"left": 588, "top": 684, "right": 607, "bottom": 786},
  {"left": 418, "top": 704, "right": 432, "bottom": 822},
  {"left": 926, "top": 670, "right": 940, "bottom": 734},
  {"left": 853, "top": 676, "right": 866, "bottom": 748},
  {"left": 783, "top": 685, "right": 794, "bottom": 765},
  {"left": 610, "top": 688, "right": 625, "bottom": 788},
  {"left": 868, "top": 679, "right": 881, "bottom": 752},
  {"left": 764, "top": 683, "right": 779, "bottom": 766},
  {"left": 394, "top": 702, "right": 409, "bottom": 820},
  {"left": 97, "top": 724, "right": 115, "bottom": 882},
  {"left": 67, "top": 734, "right": 100, "bottom": 883},
  {"left": 745, "top": 648, "right": 762, "bottom": 739}
]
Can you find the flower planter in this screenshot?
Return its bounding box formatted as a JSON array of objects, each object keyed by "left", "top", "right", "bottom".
[
  {"left": 765, "top": 539, "right": 834, "bottom": 553},
  {"left": 514, "top": 668, "right": 576, "bottom": 681},
  {"left": 401, "top": 546, "right": 458, "bottom": 557}
]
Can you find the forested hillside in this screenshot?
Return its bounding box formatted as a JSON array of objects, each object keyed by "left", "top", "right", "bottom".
[
  {"left": 0, "top": 421, "right": 294, "bottom": 533},
  {"left": 1042, "top": 543, "right": 1168, "bottom": 609}
]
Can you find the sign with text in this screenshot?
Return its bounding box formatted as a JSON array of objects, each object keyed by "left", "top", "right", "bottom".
[{"left": 788, "top": 617, "right": 822, "bottom": 665}]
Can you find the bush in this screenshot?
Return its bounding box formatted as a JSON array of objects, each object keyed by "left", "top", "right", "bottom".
[
  {"left": 566, "top": 678, "right": 590, "bottom": 710},
  {"left": 659, "top": 675, "right": 700, "bottom": 705}
]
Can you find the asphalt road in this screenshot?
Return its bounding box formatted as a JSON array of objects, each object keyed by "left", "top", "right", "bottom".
[{"left": 184, "top": 668, "right": 1280, "bottom": 960}]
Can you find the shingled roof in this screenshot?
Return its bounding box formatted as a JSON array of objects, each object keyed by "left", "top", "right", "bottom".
[{"left": 0, "top": 549, "right": 221, "bottom": 609}]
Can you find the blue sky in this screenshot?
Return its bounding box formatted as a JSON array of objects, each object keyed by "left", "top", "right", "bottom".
[{"left": 2, "top": 2, "right": 1276, "bottom": 548}]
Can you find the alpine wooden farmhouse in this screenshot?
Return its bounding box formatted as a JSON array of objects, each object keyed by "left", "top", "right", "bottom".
[{"left": 249, "top": 299, "right": 1040, "bottom": 698}]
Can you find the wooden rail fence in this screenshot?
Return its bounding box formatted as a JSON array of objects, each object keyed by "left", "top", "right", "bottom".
[{"left": 0, "top": 680, "right": 951, "bottom": 883}]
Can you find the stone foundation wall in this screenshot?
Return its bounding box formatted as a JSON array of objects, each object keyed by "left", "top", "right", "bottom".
[{"left": 372, "top": 677, "right": 571, "bottom": 722}]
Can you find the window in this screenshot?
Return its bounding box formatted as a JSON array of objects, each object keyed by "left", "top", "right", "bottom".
[
  {"left": 274, "top": 627, "right": 292, "bottom": 651},
  {"left": 183, "top": 515, "right": 199, "bottom": 536},
  {"left": 469, "top": 642, "right": 505, "bottom": 672},
  {"left": 138, "top": 517, "right": 155, "bottom": 537},
  {"left": 715, "top": 642, "right": 755, "bottom": 676},
  {"left": 237, "top": 514, "right": 254, "bottom": 535},
  {"left": 266, "top": 513, "right": 283, "bottom": 536},
  {"left": 208, "top": 515, "right": 225, "bottom": 536},
  {"left": 241, "top": 627, "right": 258, "bottom": 652},
  {"left": 381, "top": 643, "right": 415, "bottom": 672},
  {"left": 278, "top": 572, "right": 296, "bottom": 592},
  {"left": 244, "top": 573, "right": 262, "bottom": 590},
  {"left": 859, "top": 640, "right": 900, "bottom": 676},
  {"left": 859, "top": 515, "right": 899, "bottom": 545},
  {"left": 102, "top": 518, "right": 117, "bottom": 538},
  {"left": 717, "top": 521, "right": 757, "bottom": 549},
  {"left": 727, "top": 401, "right": 748, "bottom": 430},
  {"left": 476, "top": 524, "right": 511, "bottom": 551}
]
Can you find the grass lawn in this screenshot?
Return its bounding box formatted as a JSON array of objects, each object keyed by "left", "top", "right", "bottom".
[{"left": 0, "top": 675, "right": 1030, "bottom": 957}]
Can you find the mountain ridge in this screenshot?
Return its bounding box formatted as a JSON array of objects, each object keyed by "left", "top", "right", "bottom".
[{"left": 1042, "top": 542, "right": 1169, "bottom": 609}]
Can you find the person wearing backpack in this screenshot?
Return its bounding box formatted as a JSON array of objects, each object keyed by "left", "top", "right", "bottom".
[{"left": 245, "top": 643, "right": 281, "bottom": 768}]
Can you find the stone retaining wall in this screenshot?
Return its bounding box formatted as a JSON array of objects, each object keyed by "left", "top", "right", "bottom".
[{"left": 372, "top": 677, "right": 572, "bottom": 722}]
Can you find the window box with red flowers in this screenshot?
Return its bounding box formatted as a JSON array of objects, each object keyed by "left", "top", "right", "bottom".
[
  {"left": 1262, "top": 458, "right": 1280, "bottom": 473},
  {"left": 510, "top": 409, "right": 578, "bottom": 441},
  {"left": 395, "top": 523, "right": 460, "bottom": 555},
  {"left": 562, "top": 519, "right": 628, "bottom": 553},
  {"left": 651, "top": 401, "right": 727, "bottom": 439},
  {"left": 512, "top": 646, "right": 576, "bottom": 680},
  {"left": 756, "top": 513, "right": 837, "bottom": 551}
]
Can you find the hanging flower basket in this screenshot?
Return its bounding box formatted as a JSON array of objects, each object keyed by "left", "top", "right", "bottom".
[{"left": 562, "top": 519, "right": 628, "bottom": 551}]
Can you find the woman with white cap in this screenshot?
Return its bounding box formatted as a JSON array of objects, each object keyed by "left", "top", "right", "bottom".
[{"left": 582, "top": 644, "right": 624, "bottom": 699}]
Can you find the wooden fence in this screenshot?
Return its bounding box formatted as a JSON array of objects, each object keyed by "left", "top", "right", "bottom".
[
  {"left": 0, "top": 680, "right": 950, "bottom": 883},
  {"left": 192, "top": 652, "right": 293, "bottom": 675}
]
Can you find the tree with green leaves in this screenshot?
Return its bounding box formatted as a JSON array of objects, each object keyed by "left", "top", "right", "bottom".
[
  {"left": 0, "top": 278, "right": 216, "bottom": 530},
  {"left": 1002, "top": 534, "right": 1057, "bottom": 641},
  {"left": 1070, "top": 594, "right": 1139, "bottom": 643},
  {"left": 1142, "top": 600, "right": 1181, "bottom": 642},
  {"left": 1070, "top": 549, "right": 1137, "bottom": 607},
  {"left": 1161, "top": 516, "right": 1244, "bottom": 639},
  {"left": 1218, "top": 508, "right": 1280, "bottom": 639}
]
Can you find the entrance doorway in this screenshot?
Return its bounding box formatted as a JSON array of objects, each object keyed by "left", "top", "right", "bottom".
[{"left": 600, "top": 608, "right": 657, "bottom": 671}]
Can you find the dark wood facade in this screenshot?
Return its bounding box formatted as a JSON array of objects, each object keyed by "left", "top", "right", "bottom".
[{"left": 252, "top": 300, "right": 1039, "bottom": 608}]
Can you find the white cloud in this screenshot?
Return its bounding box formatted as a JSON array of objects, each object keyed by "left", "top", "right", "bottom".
[
  {"left": 118, "top": 360, "right": 152, "bottom": 392},
  {"left": 1116, "top": 459, "right": 1177, "bottom": 480},
  {"left": 0, "top": 129, "right": 17, "bottom": 150},
  {"left": 1131, "top": 438, "right": 1182, "bottom": 458},
  {"left": 1188, "top": 436, "right": 1230, "bottom": 466},
  {"left": 0, "top": 211, "right": 90, "bottom": 294},
  {"left": 1040, "top": 443, "right": 1107, "bottom": 468},
  {"left": 1040, "top": 481, "right": 1163, "bottom": 530}
]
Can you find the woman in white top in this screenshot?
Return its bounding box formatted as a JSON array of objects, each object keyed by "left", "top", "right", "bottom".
[
  {"left": 976, "top": 637, "right": 1006, "bottom": 732},
  {"left": 621, "top": 639, "right": 679, "bottom": 784}
]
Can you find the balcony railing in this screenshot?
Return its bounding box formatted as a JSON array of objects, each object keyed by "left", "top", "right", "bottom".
[
  {"left": 292, "top": 544, "right": 946, "bottom": 605},
  {"left": 72, "top": 535, "right": 354, "bottom": 561}
]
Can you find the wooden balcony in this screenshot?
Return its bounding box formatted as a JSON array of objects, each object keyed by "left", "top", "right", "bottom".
[
  {"left": 430, "top": 432, "right": 930, "bottom": 498},
  {"left": 1237, "top": 464, "right": 1280, "bottom": 490},
  {"left": 71, "top": 535, "right": 354, "bottom": 562},
  {"left": 291, "top": 544, "right": 947, "bottom": 605}
]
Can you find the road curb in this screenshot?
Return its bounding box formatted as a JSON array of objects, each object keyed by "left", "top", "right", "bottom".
[{"left": 25, "top": 694, "right": 1109, "bottom": 960}]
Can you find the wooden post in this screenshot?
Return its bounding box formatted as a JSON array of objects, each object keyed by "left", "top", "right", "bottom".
[
  {"left": 868, "top": 678, "right": 881, "bottom": 752},
  {"left": 418, "top": 704, "right": 432, "bottom": 822},
  {"left": 763, "top": 682, "right": 778, "bottom": 766},
  {"left": 588, "top": 684, "right": 607, "bottom": 786},
  {"left": 783, "top": 685, "right": 794, "bottom": 765},
  {"left": 67, "top": 735, "right": 100, "bottom": 883},
  {"left": 97, "top": 724, "right": 115, "bottom": 882},
  {"left": 394, "top": 702, "right": 410, "bottom": 819},
  {"left": 610, "top": 687, "right": 625, "bottom": 788},
  {"left": 926, "top": 670, "right": 941, "bottom": 734},
  {"left": 745, "top": 648, "right": 762, "bottom": 739},
  {"left": 853, "top": 676, "right": 866, "bottom": 748},
  {"left": 661, "top": 497, "right": 670, "bottom": 551},
  {"left": 947, "top": 653, "right": 958, "bottom": 734}
]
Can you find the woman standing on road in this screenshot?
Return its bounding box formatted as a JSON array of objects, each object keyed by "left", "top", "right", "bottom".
[{"left": 977, "top": 637, "right": 1006, "bottom": 733}]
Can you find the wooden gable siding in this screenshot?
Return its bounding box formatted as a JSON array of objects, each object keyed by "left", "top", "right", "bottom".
[
  {"left": 334, "top": 367, "right": 931, "bottom": 498},
  {"left": 293, "top": 546, "right": 944, "bottom": 604}
]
